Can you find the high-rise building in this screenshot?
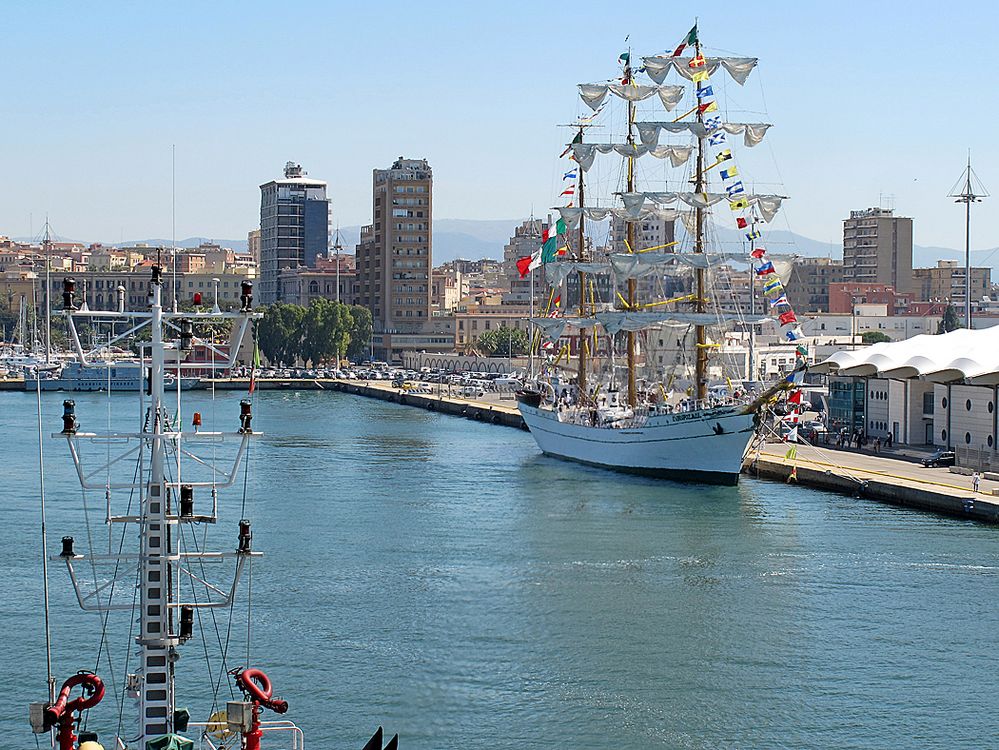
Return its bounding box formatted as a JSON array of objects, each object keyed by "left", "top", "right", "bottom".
[
  {"left": 610, "top": 214, "right": 675, "bottom": 253},
  {"left": 355, "top": 157, "right": 432, "bottom": 332},
  {"left": 258, "top": 162, "right": 330, "bottom": 305},
  {"left": 842, "top": 207, "right": 913, "bottom": 294},
  {"left": 502, "top": 217, "right": 547, "bottom": 306}
]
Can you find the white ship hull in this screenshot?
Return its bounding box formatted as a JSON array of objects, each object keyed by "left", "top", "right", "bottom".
[{"left": 518, "top": 401, "right": 756, "bottom": 485}]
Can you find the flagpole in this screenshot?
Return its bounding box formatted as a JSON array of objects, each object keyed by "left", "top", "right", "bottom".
[{"left": 529, "top": 262, "right": 535, "bottom": 380}]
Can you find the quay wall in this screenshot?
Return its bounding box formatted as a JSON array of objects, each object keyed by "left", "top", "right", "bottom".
[{"left": 745, "top": 454, "right": 999, "bottom": 524}]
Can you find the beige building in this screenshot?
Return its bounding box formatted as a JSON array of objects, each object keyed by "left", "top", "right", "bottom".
[
  {"left": 247, "top": 229, "right": 261, "bottom": 265},
  {"left": 912, "top": 259, "right": 991, "bottom": 306},
  {"left": 355, "top": 157, "right": 433, "bottom": 333},
  {"left": 278, "top": 267, "right": 357, "bottom": 307},
  {"left": 842, "top": 207, "right": 913, "bottom": 293},
  {"left": 786, "top": 256, "right": 845, "bottom": 312}
]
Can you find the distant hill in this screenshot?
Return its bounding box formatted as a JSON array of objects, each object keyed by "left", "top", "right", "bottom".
[{"left": 16, "top": 220, "right": 999, "bottom": 273}]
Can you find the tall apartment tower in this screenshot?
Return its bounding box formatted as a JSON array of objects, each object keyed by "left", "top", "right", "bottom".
[
  {"left": 610, "top": 214, "right": 675, "bottom": 253},
  {"left": 258, "top": 162, "right": 331, "bottom": 305},
  {"left": 355, "top": 157, "right": 432, "bottom": 332},
  {"left": 842, "top": 208, "right": 913, "bottom": 294}
]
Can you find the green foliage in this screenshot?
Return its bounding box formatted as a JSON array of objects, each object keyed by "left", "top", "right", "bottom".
[
  {"left": 301, "top": 299, "right": 352, "bottom": 366},
  {"left": 937, "top": 304, "right": 962, "bottom": 334},
  {"left": 257, "top": 303, "right": 305, "bottom": 366},
  {"left": 861, "top": 331, "right": 891, "bottom": 344},
  {"left": 256, "top": 301, "right": 373, "bottom": 366},
  {"left": 476, "top": 325, "right": 528, "bottom": 357},
  {"left": 346, "top": 305, "right": 372, "bottom": 361}
]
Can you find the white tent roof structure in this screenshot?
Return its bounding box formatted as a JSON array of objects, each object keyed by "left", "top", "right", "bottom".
[{"left": 811, "top": 326, "right": 999, "bottom": 384}]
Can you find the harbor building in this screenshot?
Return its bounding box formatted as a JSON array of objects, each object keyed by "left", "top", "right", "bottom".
[
  {"left": 842, "top": 207, "right": 913, "bottom": 294},
  {"left": 355, "top": 157, "right": 432, "bottom": 330},
  {"left": 816, "top": 326, "right": 999, "bottom": 468},
  {"left": 356, "top": 157, "right": 442, "bottom": 360},
  {"left": 785, "top": 257, "right": 844, "bottom": 313},
  {"left": 259, "top": 162, "right": 331, "bottom": 305},
  {"left": 912, "top": 259, "right": 991, "bottom": 308}
]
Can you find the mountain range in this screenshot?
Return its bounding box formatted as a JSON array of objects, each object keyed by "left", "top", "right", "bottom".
[{"left": 18, "top": 219, "right": 999, "bottom": 274}]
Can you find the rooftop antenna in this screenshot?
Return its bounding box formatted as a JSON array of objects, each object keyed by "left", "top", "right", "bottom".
[{"left": 949, "top": 151, "right": 989, "bottom": 328}]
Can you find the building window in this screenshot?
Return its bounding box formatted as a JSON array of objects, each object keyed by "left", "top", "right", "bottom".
[
  {"left": 966, "top": 432, "right": 972, "bottom": 444},
  {"left": 942, "top": 397, "right": 948, "bottom": 409},
  {"left": 941, "top": 429, "right": 947, "bottom": 442},
  {"left": 967, "top": 399, "right": 973, "bottom": 411}
]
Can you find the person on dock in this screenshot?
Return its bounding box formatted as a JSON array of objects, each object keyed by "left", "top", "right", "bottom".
[
  {"left": 874, "top": 437, "right": 881, "bottom": 454},
  {"left": 973, "top": 472, "right": 981, "bottom": 493}
]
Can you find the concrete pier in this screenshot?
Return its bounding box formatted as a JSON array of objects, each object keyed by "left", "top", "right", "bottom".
[{"left": 745, "top": 442, "right": 999, "bottom": 523}]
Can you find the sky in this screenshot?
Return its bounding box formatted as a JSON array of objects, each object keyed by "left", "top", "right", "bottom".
[{"left": 2, "top": 0, "right": 997, "bottom": 253}]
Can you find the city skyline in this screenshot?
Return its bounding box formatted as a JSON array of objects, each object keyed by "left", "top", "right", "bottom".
[{"left": 1, "top": 1, "right": 996, "bottom": 255}]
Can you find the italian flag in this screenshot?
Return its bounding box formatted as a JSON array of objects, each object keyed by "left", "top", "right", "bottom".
[
  {"left": 540, "top": 218, "right": 567, "bottom": 264},
  {"left": 516, "top": 253, "right": 540, "bottom": 278},
  {"left": 672, "top": 24, "right": 698, "bottom": 57}
]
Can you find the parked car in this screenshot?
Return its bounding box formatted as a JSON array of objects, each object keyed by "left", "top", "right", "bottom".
[{"left": 921, "top": 449, "right": 956, "bottom": 468}]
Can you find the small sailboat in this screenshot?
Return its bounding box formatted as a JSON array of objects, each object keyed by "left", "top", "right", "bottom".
[{"left": 517, "top": 25, "right": 802, "bottom": 484}]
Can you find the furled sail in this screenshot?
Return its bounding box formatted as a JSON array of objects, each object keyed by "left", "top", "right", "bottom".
[
  {"left": 640, "top": 56, "right": 758, "bottom": 85},
  {"left": 635, "top": 121, "right": 771, "bottom": 148},
  {"left": 569, "top": 142, "right": 692, "bottom": 171},
  {"left": 578, "top": 83, "right": 686, "bottom": 111},
  {"left": 531, "top": 311, "right": 766, "bottom": 338},
  {"left": 542, "top": 252, "right": 764, "bottom": 286},
  {"left": 595, "top": 310, "right": 768, "bottom": 334}
]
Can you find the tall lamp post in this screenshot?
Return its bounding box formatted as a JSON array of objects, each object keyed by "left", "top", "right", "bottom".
[{"left": 949, "top": 154, "right": 988, "bottom": 329}]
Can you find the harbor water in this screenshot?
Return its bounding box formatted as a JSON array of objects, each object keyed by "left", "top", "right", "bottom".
[{"left": 2, "top": 390, "right": 997, "bottom": 749}]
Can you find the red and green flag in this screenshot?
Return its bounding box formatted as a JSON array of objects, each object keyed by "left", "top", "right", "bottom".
[{"left": 672, "top": 24, "right": 698, "bottom": 57}]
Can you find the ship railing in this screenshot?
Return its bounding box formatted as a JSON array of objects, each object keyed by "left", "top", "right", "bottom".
[{"left": 190, "top": 719, "right": 305, "bottom": 750}]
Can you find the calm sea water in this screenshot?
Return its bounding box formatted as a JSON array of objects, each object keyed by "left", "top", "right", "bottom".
[{"left": 2, "top": 389, "right": 998, "bottom": 749}]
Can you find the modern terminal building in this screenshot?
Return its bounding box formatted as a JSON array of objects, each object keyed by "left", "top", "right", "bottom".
[{"left": 815, "top": 326, "right": 999, "bottom": 469}]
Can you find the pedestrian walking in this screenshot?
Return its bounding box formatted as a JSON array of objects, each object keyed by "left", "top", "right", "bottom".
[
  {"left": 886, "top": 432, "right": 893, "bottom": 449},
  {"left": 973, "top": 472, "right": 981, "bottom": 493}
]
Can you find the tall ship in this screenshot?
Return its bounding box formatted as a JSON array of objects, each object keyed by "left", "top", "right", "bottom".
[
  {"left": 516, "top": 25, "right": 803, "bottom": 484},
  {"left": 27, "top": 272, "right": 393, "bottom": 749}
]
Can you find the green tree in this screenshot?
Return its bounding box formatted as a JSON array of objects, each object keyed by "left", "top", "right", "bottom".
[
  {"left": 346, "top": 305, "right": 373, "bottom": 362},
  {"left": 301, "top": 299, "right": 353, "bottom": 366},
  {"left": 937, "top": 304, "right": 962, "bottom": 334},
  {"left": 477, "top": 325, "right": 528, "bottom": 357},
  {"left": 861, "top": 331, "right": 891, "bottom": 344},
  {"left": 257, "top": 303, "right": 305, "bottom": 365}
]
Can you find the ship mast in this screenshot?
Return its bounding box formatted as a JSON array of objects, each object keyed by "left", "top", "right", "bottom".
[
  {"left": 575, "top": 126, "right": 588, "bottom": 397},
  {"left": 692, "top": 38, "right": 708, "bottom": 403},
  {"left": 138, "top": 265, "right": 176, "bottom": 741},
  {"left": 50, "top": 268, "right": 261, "bottom": 747},
  {"left": 625, "top": 55, "right": 638, "bottom": 408}
]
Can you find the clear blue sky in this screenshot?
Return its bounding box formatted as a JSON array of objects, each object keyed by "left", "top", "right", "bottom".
[{"left": 2, "top": 0, "right": 996, "bottom": 252}]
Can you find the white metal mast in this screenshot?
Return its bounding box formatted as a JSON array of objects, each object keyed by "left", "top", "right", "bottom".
[
  {"left": 949, "top": 154, "right": 988, "bottom": 329},
  {"left": 43, "top": 220, "right": 51, "bottom": 364},
  {"left": 53, "top": 267, "right": 261, "bottom": 747}
]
